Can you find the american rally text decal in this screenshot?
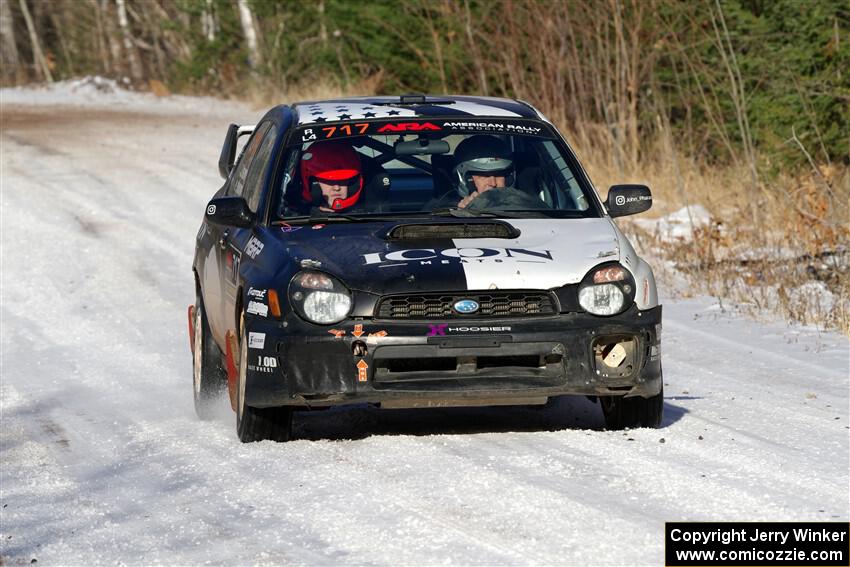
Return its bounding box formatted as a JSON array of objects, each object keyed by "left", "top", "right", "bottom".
[{"left": 441, "top": 121, "right": 544, "bottom": 135}]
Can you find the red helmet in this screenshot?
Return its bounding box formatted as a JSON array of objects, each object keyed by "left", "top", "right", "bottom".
[{"left": 300, "top": 141, "right": 363, "bottom": 211}]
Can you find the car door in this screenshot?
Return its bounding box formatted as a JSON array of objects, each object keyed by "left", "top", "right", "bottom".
[
  {"left": 218, "top": 122, "right": 279, "bottom": 338},
  {"left": 205, "top": 122, "right": 272, "bottom": 345}
]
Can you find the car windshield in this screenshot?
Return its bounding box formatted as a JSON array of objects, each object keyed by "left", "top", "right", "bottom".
[{"left": 271, "top": 121, "right": 599, "bottom": 221}]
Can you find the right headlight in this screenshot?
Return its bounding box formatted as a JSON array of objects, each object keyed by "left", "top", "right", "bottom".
[
  {"left": 288, "top": 270, "right": 352, "bottom": 324},
  {"left": 578, "top": 264, "right": 635, "bottom": 316}
]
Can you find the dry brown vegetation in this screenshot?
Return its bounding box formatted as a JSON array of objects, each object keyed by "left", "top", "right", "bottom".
[{"left": 575, "top": 128, "right": 849, "bottom": 334}]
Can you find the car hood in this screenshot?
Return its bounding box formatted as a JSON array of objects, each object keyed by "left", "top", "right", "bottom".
[{"left": 268, "top": 218, "right": 621, "bottom": 294}]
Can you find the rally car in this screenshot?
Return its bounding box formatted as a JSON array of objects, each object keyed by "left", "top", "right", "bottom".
[{"left": 189, "top": 94, "right": 662, "bottom": 442}]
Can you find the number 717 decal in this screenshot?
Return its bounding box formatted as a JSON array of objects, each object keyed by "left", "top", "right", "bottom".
[{"left": 322, "top": 123, "right": 370, "bottom": 138}]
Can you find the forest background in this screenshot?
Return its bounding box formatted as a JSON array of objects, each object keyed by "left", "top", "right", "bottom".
[{"left": 1, "top": 0, "right": 848, "bottom": 331}]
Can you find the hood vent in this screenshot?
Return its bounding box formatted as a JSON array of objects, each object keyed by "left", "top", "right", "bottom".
[{"left": 385, "top": 222, "right": 520, "bottom": 241}]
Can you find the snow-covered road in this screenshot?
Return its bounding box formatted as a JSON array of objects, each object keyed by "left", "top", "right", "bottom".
[{"left": 1, "top": 88, "right": 848, "bottom": 565}]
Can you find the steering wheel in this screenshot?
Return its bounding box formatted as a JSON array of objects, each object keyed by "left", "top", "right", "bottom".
[{"left": 466, "top": 187, "right": 545, "bottom": 211}]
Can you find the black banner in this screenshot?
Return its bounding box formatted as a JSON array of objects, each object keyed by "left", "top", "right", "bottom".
[{"left": 666, "top": 522, "right": 849, "bottom": 566}]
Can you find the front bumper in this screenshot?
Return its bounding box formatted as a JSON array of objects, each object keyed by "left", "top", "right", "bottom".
[{"left": 243, "top": 305, "right": 662, "bottom": 408}]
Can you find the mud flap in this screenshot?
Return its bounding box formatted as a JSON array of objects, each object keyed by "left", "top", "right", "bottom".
[
  {"left": 187, "top": 305, "right": 195, "bottom": 353},
  {"left": 225, "top": 330, "right": 239, "bottom": 411}
]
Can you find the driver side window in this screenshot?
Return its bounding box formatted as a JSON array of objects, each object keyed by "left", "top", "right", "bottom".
[
  {"left": 229, "top": 122, "right": 271, "bottom": 198},
  {"left": 243, "top": 124, "right": 278, "bottom": 213}
]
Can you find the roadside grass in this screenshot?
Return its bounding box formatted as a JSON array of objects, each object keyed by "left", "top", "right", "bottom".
[
  {"left": 240, "top": 73, "right": 385, "bottom": 110},
  {"left": 573, "top": 128, "right": 850, "bottom": 335}
]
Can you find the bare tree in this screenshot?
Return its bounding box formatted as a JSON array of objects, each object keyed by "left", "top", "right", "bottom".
[
  {"left": 318, "top": 0, "right": 327, "bottom": 45},
  {"left": 1, "top": 0, "right": 20, "bottom": 80},
  {"left": 237, "top": 0, "right": 262, "bottom": 71},
  {"left": 115, "top": 0, "right": 142, "bottom": 81},
  {"left": 462, "top": 0, "right": 488, "bottom": 95},
  {"left": 18, "top": 0, "right": 51, "bottom": 82},
  {"left": 201, "top": 0, "right": 216, "bottom": 42},
  {"left": 99, "top": 0, "right": 121, "bottom": 74},
  {"left": 446, "top": 0, "right": 660, "bottom": 169},
  {"left": 709, "top": 0, "right": 758, "bottom": 190},
  {"left": 48, "top": 3, "right": 74, "bottom": 76},
  {"left": 89, "top": 0, "right": 110, "bottom": 74}
]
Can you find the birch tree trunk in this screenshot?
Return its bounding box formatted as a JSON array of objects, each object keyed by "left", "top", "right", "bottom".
[
  {"left": 49, "top": 8, "right": 74, "bottom": 76},
  {"left": 237, "top": 0, "right": 261, "bottom": 71},
  {"left": 90, "top": 0, "right": 111, "bottom": 74},
  {"left": 202, "top": 0, "right": 216, "bottom": 42},
  {"left": 318, "top": 0, "right": 327, "bottom": 45},
  {"left": 100, "top": 0, "right": 121, "bottom": 73},
  {"left": 18, "top": 0, "right": 52, "bottom": 82},
  {"left": 463, "top": 0, "right": 487, "bottom": 95},
  {"left": 115, "top": 0, "right": 143, "bottom": 82},
  {"left": 1, "top": 0, "right": 20, "bottom": 79}
]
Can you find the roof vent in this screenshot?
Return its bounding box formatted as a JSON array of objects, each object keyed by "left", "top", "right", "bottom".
[
  {"left": 370, "top": 95, "right": 455, "bottom": 106},
  {"left": 400, "top": 93, "right": 427, "bottom": 104}
]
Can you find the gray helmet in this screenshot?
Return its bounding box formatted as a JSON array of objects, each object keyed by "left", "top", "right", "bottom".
[{"left": 452, "top": 135, "right": 515, "bottom": 196}]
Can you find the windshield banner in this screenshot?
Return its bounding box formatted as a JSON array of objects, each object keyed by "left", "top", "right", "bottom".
[{"left": 295, "top": 119, "right": 555, "bottom": 143}]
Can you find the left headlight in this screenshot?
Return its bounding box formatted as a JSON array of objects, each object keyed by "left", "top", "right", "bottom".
[
  {"left": 288, "top": 270, "right": 352, "bottom": 324},
  {"left": 578, "top": 264, "right": 635, "bottom": 316}
]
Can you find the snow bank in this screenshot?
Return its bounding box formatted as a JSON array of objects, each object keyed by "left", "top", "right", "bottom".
[
  {"left": 785, "top": 281, "right": 838, "bottom": 322},
  {"left": 1, "top": 75, "right": 248, "bottom": 116},
  {"left": 633, "top": 204, "right": 713, "bottom": 243}
]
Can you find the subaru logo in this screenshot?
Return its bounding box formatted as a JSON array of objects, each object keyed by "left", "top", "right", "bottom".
[{"left": 453, "top": 299, "right": 480, "bottom": 314}]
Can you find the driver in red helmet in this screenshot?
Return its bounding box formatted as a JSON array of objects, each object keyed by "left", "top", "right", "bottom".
[{"left": 300, "top": 141, "right": 364, "bottom": 213}]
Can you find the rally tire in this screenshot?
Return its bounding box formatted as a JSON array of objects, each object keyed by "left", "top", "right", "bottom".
[
  {"left": 193, "top": 290, "right": 227, "bottom": 420},
  {"left": 236, "top": 329, "right": 293, "bottom": 443},
  {"left": 600, "top": 385, "right": 664, "bottom": 430}
]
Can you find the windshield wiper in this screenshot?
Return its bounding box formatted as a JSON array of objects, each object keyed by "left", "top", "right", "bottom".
[
  {"left": 276, "top": 212, "right": 432, "bottom": 225},
  {"left": 274, "top": 208, "right": 572, "bottom": 225},
  {"left": 274, "top": 214, "right": 366, "bottom": 225},
  {"left": 430, "top": 207, "right": 530, "bottom": 219},
  {"left": 432, "top": 207, "right": 497, "bottom": 218}
]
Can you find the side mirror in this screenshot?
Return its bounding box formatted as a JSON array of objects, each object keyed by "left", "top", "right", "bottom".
[
  {"left": 217, "top": 124, "right": 256, "bottom": 179},
  {"left": 205, "top": 196, "right": 255, "bottom": 228},
  {"left": 218, "top": 124, "right": 239, "bottom": 179},
  {"left": 606, "top": 184, "right": 652, "bottom": 218}
]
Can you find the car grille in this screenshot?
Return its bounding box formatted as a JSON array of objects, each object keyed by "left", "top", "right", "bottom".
[{"left": 375, "top": 291, "right": 558, "bottom": 319}]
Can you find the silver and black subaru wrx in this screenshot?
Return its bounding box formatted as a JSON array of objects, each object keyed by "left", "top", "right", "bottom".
[{"left": 190, "top": 94, "right": 662, "bottom": 442}]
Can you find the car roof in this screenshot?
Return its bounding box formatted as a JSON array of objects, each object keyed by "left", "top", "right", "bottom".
[{"left": 290, "top": 95, "right": 540, "bottom": 126}]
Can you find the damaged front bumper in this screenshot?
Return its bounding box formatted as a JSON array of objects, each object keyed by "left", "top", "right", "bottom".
[{"left": 242, "top": 305, "right": 662, "bottom": 409}]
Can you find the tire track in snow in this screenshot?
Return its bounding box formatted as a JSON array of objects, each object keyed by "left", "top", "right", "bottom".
[
  {"left": 304, "top": 437, "right": 559, "bottom": 565},
  {"left": 664, "top": 318, "right": 846, "bottom": 380}
]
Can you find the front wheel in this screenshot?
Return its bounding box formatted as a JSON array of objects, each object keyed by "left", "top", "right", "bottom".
[
  {"left": 600, "top": 385, "right": 664, "bottom": 430},
  {"left": 236, "top": 329, "right": 293, "bottom": 442},
  {"left": 192, "top": 290, "right": 227, "bottom": 420}
]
